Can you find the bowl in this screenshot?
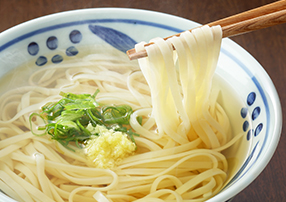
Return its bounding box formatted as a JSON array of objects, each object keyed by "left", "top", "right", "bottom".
[{"left": 0, "top": 8, "right": 282, "bottom": 202}]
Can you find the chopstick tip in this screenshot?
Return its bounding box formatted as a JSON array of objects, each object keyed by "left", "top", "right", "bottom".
[{"left": 126, "top": 48, "right": 148, "bottom": 60}]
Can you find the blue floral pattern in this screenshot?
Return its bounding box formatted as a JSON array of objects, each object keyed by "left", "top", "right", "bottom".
[
  {"left": 46, "top": 36, "right": 58, "bottom": 50},
  {"left": 27, "top": 25, "right": 137, "bottom": 66},
  {"left": 88, "top": 24, "right": 137, "bottom": 52},
  {"left": 69, "top": 30, "right": 82, "bottom": 43},
  {"left": 27, "top": 42, "right": 39, "bottom": 55},
  {"left": 240, "top": 92, "right": 263, "bottom": 141}
]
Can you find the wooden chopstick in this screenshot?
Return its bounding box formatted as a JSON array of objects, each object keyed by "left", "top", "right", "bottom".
[{"left": 127, "top": 0, "right": 286, "bottom": 60}]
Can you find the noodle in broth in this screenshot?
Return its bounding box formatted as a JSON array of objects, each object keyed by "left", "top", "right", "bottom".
[{"left": 0, "top": 25, "right": 242, "bottom": 202}]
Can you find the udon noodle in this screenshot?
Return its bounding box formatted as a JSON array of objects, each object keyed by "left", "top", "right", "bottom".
[{"left": 0, "top": 25, "right": 241, "bottom": 202}]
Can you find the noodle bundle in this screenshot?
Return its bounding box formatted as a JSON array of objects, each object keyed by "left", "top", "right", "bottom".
[{"left": 0, "top": 25, "right": 238, "bottom": 202}]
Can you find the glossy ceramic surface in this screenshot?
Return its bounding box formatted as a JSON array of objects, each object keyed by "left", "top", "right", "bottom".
[{"left": 0, "top": 8, "right": 282, "bottom": 202}]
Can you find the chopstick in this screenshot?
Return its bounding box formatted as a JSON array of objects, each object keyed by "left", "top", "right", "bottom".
[{"left": 127, "top": 0, "right": 286, "bottom": 60}]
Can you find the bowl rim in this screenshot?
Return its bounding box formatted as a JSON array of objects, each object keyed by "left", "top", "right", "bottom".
[{"left": 0, "top": 7, "right": 283, "bottom": 202}]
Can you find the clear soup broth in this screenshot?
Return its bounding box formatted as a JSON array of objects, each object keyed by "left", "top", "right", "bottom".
[{"left": 0, "top": 46, "right": 251, "bottom": 201}]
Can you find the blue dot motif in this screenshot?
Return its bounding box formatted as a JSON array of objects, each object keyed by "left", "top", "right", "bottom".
[
  {"left": 28, "top": 30, "right": 83, "bottom": 67},
  {"left": 69, "top": 30, "right": 82, "bottom": 44},
  {"left": 51, "top": 54, "right": 63, "bottom": 64},
  {"left": 36, "top": 56, "right": 47, "bottom": 66},
  {"left": 247, "top": 129, "right": 253, "bottom": 141},
  {"left": 247, "top": 92, "right": 256, "bottom": 106},
  {"left": 240, "top": 107, "right": 248, "bottom": 118},
  {"left": 27, "top": 42, "right": 39, "bottom": 56},
  {"left": 46, "top": 36, "right": 58, "bottom": 50},
  {"left": 243, "top": 120, "right": 249, "bottom": 132},
  {"left": 66, "top": 46, "right": 79, "bottom": 56},
  {"left": 252, "top": 106, "right": 261, "bottom": 121},
  {"left": 254, "top": 123, "right": 263, "bottom": 137}
]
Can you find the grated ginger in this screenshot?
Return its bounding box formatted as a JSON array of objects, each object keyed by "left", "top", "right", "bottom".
[{"left": 85, "top": 124, "right": 136, "bottom": 169}]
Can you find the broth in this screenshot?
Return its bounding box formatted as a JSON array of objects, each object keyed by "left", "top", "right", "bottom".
[{"left": 0, "top": 45, "right": 251, "bottom": 201}]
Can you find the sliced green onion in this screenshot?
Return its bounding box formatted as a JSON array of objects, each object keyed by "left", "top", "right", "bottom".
[{"left": 29, "top": 90, "right": 139, "bottom": 151}]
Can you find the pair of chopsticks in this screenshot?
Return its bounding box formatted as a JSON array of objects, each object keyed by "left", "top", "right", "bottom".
[{"left": 127, "top": 0, "right": 286, "bottom": 60}]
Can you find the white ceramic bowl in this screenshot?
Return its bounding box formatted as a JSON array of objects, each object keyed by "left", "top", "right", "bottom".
[{"left": 0, "top": 8, "right": 282, "bottom": 202}]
